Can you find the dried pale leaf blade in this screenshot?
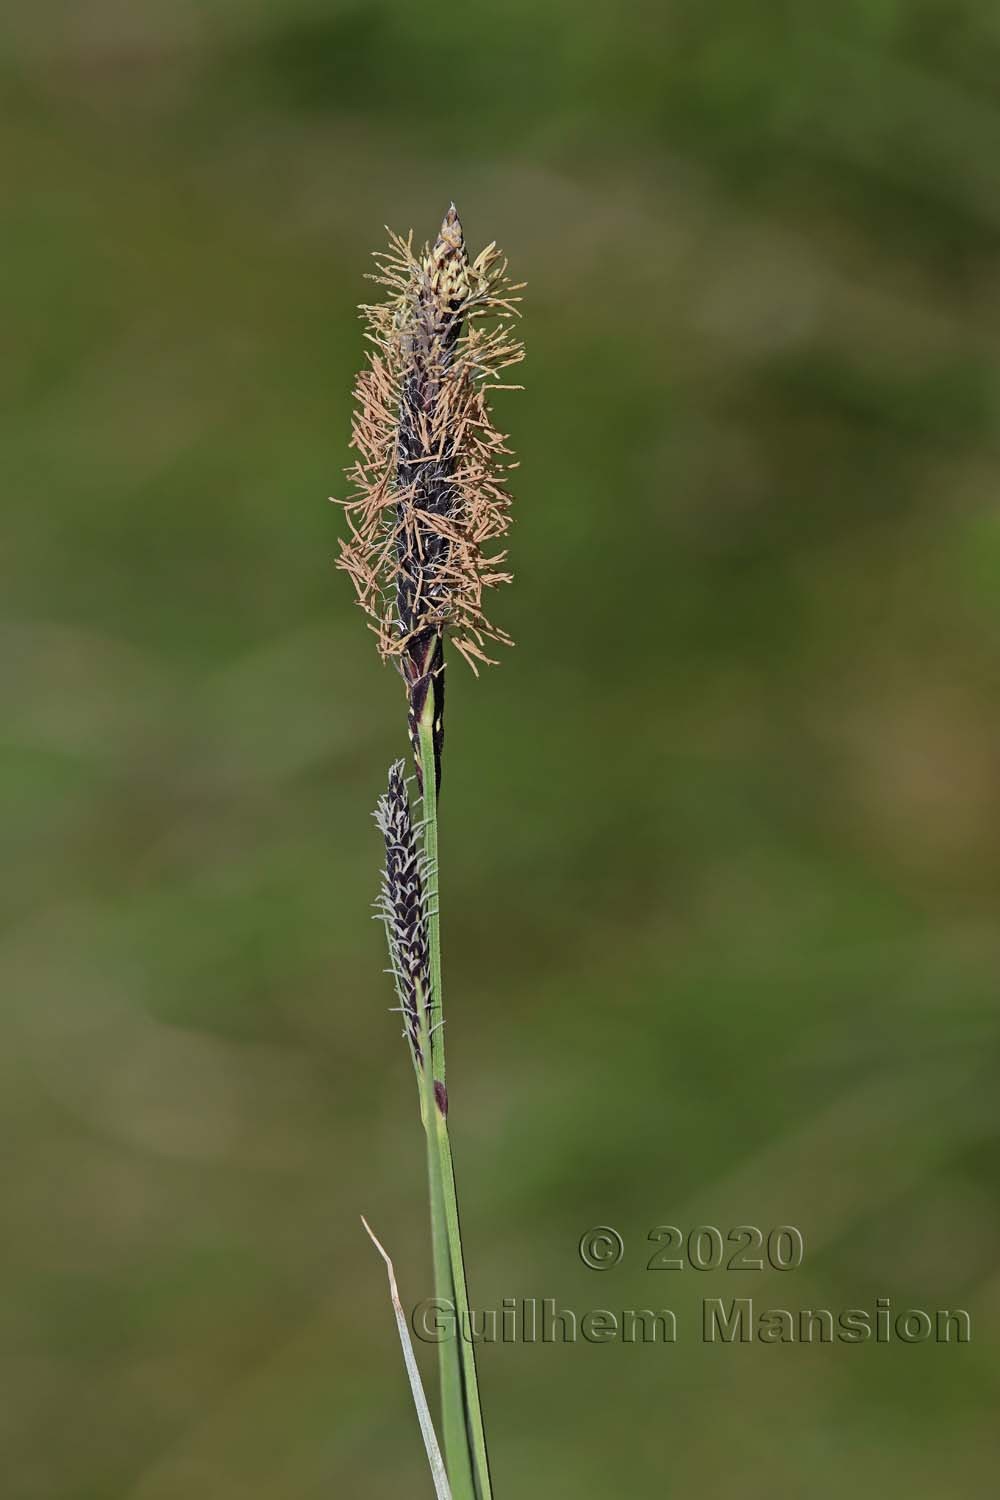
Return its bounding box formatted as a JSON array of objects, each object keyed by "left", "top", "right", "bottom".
[{"left": 361, "top": 1216, "right": 453, "bottom": 1500}]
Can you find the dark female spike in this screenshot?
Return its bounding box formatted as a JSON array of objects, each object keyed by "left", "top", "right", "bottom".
[{"left": 373, "top": 760, "right": 432, "bottom": 1065}]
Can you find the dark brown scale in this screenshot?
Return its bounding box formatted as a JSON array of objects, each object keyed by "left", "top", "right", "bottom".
[{"left": 394, "top": 243, "right": 466, "bottom": 794}]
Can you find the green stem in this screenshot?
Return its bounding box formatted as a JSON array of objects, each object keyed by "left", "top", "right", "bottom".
[
  {"left": 418, "top": 705, "right": 494, "bottom": 1500},
  {"left": 418, "top": 985, "right": 475, "bottom": 1500},
  {"left": 418, "top": 715, "right": 445, "bottom": 1090},
  {"left": 436, "top": 1110, "right": 493, "bottom": 1499}
]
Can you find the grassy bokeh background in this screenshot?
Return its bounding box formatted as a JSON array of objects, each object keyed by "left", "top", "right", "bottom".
[{"left": 4, "top": 3, "right": 1000, "bottom": 1495}]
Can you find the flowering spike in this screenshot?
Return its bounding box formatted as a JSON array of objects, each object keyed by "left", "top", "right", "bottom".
[{"left": 336, "top": 206, "right": 524, "bottom": 791}]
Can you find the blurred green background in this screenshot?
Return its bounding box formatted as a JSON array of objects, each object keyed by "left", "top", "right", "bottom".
[{"left": 4, "top": 2, "right": 1000, "bottom": 1495}]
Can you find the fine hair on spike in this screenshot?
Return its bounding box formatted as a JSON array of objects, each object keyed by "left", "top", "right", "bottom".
[
  {"left": 336, "top": 204, "right": 524, "bottom": 790},
  {"left": 373, "top": 760, "right": 432, "bottom": 1066}
]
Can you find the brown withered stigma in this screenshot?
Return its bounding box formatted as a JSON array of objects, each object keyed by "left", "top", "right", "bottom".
[
  {"left": 374, "top": 760, "right": 432, "bottom": 1068},
  {"left": 337, "top": 205, "right": 523, "bottom": 790}
]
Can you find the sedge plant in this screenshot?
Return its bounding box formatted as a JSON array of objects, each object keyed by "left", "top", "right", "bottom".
[{"left": 336, "top": 205, "right": 523, "bottom": 1499}]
